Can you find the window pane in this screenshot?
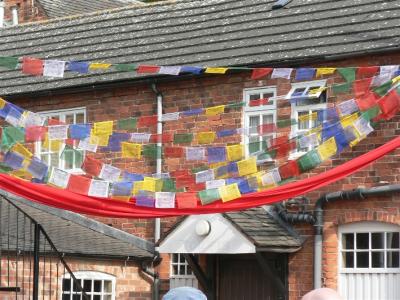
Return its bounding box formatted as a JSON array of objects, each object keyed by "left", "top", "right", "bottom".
[
  {"left": 298, "top": 111, "right": 309, "bottom": 130},
  {"left": 93, "top": 280, "right": 102, "bottom": 293},
  {"left": 72, "top": 294, "right": 81, "bottom": 300},
  {"left": 187, "top": 264, "right": 193, "bottom": 275},
  {"left": 76, "top": 113, "right": 85, "bottom": 124},
  {"left": 262, "top": 114, "right": 273, "bottom": 124},
  {"left": 65, "top": 114, "right": 74, "bottom": 124},
  {"left": 179, "top": 265, "right": 185, "bottom": 275},
  {"left": 72, "top": 280, "right": 81, "bottom": 292},
  {"left": 387, "top": 233, "right": 400, "bottom": 249},
  {"left": 104, "top": 280, "right": 112, "bottom": 293},
  {"left": 342, "top": 252, "right": 354, "bottom": 268},
  {"left": 173, "top": 265, "right": 178, "bottom": 275},
  {"left": 104, "top": 296, "right": 112, "bottom": 300},
  {"left": 93, "top": 295, "right": 101, "bottom": 300},
  {"left": 172, "top": 253, "right": 179, "bottom": 263},
  {"left": 249, "top": 116, "right": 260, "bottom": 134},
  {"left": 83, "top": 280, "right": 91, "bottom": 293},
  {"left": 51, "top": 152, "right": 59, "bottom": 167},
  {"left": 356, "top": 233, "right": 369, "bottom": 249},
  {"left": 249, "top": 93, "right": 262, "bottom": 101},
  {"left": 342, "top": 234, "right": 354, "bottom": 249},
  {"left": 356, "top": 252, "right": 369, "bottom": 268},
  {"left": 371, "top": 233, "right": 385, "bottom": 249},
  {"left": 179, "top": 254, "right": 185, "bottom": 263},
  {"left": 371, "top": 251, "right": 385, "bottom": 268},
  {"left": 62, "top": 279, "right": 71, "bottom": 292},
  {"left": 387, "top": 251, "right": 400, "bottom": 268},
  {"left": 262, "top": 93, "right": 274, "bottom": 105},
  {"left": 62, "top": 294, "right": 70, "bottom": 300}
]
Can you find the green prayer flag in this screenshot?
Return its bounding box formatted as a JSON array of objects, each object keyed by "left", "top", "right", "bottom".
[
  {"left": 0, "top": 57, "right": 19, "bottom": 69},
  {"left": 373, "top": 81, "right": 392, "bottom": 97},
  {"left": 117, "top": 117, "right": 137, "bottom": 130},
  {"left": 61, "top": 145, "right": 84, "bottom": 169},
  {"left": 278, "top": 178, "right": 295, "bottom": 186},
  {"left": 264, "top": 148, "right": 277, "bottom": 159},
  {"left": 361, "top": 106, "right": 380, "bottom": 121},
  {"left": 162, "top": 178, "right": 176, "bottom": 192},
  {"left": 142, "top": 144, "right": 162, "bottom": 159},
  {"left": 297, "top": 150, "right": 321, "bottom": 172},
  {"left": 226, "top": 102, "right": 245, "bottom": 109},
  {"left": 173, "top": 133, "right": 193, "bottom": 144},
  {"left": 0, "top": 163, "right": 13, "bottom": 174},
  {"left": 248, "top": 141, "right": 266, "bottom": 154},
  {"left": 338, "top": 68, "right": 356, "bottom": 83},
  {"left": 277, "top": 118, "right": 297, "bottom": 128},
  {"left": 1, "top": 127, "right": 25, "bottom": 150},
  {"left": 198, "top": 188, "right": 220, "bottom": 205},
  {"left": 332, "top": 82, "right": 351, "bottom": 94},
  {"left": 114, "top": 64, "right": 137, "bottom": 72},
  {"left": 191, "top": 165, "right": 208, "bottom": 174}
]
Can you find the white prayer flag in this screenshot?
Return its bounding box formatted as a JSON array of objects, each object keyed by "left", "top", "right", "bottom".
[
  {"left": 88, "top": 179, "right": 110, "bottom": 197},
  {"left": 261, "top": 168, "right": 281, "bottom": 186},
  {"left": 206, "top": 179, "right": 226, "bottom": 190},
  {"left": 195, "top": 169, "right": 215, "bottom": 183},
  {"left": 48, "top": 125, "right": 68, "bottom": 140},
  {"left": 299, "top": 133, "right": 319, "bottom": 149},
  {"left": 159, "top": 66, "right": 182, "bottom": 75},
  {"left": 20, "top": 111, "right": 45, "bottom": 127},
  {"left": 155, "top": 192, "right": 176, "bottom": 208},
  {"left": 186, "top": 147, "right": 206, "bottom": 161},
  {"left": 78, "top": 137, "right": 98, "bottom": 152},
  {"left": 354, "top": 117, "right": 374, "bottom": 136},
  {"left": 380, "top": 65, "right": 399, "bottom": 78},
  {"left": 271, "top": 68, "right": 293, "bottom": 79},
  {"left": 337, "top": 99, "right": 359, "bottom": 116},
  {"left": 371, "top": 73, "right": 392, "bottom": 87},
  {"left": 5, "top": 111, "right": 21, "bottom": 127},
  {"left": 43, "top": 60, "right": 66, "bottom": 78},
  {"left": 161, "top": 112, "right": 180, "bottom": 121},
  {"left": 99, "top": 164, "right": 121, "bottom": 182},
  {"left": 48, "top": 168, "right": 70, "bottom": 188},
  {"left": 131, "top": 133, "right": 151, "bottom": 143}
]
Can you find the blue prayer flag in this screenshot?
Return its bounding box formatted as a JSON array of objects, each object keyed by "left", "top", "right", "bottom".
[
  {"left": 123, "top": 171, "right": 144, "bottom": 182},
  {"left": 227, "top": 162, "right": 238, "bottom": 174},
  {"left": 3, "top": 151, "right": 24, "bottom": 170},
  {"left": 67, "top": 61, "right": 89, "bottom": 74},
  {"left": 111, "top": 181, "right": 133, "bottom": 196},
  {"left": 318, "top": 107, "right": 339, "bottom": 123},
  {"left": 321, "top": 122, "right": 342, "bottom": 142},
  {"left": 238, "top": 179, "right": 256, "bottom": 194},
  {"left": 27, "top": 157, "right": 48, "bottom": 180},
  {"left": 295, "top": 68, "right": 316, "bottom": 81},
  {"left": 69, "top": 124, "right": 91, "bottom": 139},
  {"left": 180, "top": 66, "right": 203, "bottom": 74},
  {"left": 207, "top": 147, "right": 226, "bottom": 163},
  {"left": 0, "top": 103, "right": 11, "bottom": 119},
  {"left": 183, "top": 108, "right": 204, "bottom": 116},
  {"left": 335, "top": 130, "right": 350, "bottom": 154},
  {"left": 136, "top": 191, "right": 155, "bottom": 207},
  {"left": 217, "top": 129, "right": 237, "bottom": 138}
]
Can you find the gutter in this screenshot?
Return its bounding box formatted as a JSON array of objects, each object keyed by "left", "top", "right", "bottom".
[{"left": 140, "top": 259, "right": 160, "bottom": 300}]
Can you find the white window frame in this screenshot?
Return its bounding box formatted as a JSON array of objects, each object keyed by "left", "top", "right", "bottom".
[
  {"left": 242, "top": 86, "right": 277, "bottom": 159},
  {"left": 35, "top": 107, "right": 86, "bottom": 173},
  {"left": 62, "top": 271, "right": 116, "bottom": 300},
  {"left": 339, "top": 221, "right": 400, "bottom": 274},
  {"left": 170, "top": 253, "right": 195, "bottom": 279}
]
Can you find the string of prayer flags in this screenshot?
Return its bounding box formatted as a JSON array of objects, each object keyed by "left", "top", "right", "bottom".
[
  {"left": 205, "top": 105, "right": 225, "bottom": 116},
  {"left": 251, "top": 68, "right": 273, "bottom": 80},
  {"left": 357, "top": 66, "right": 379, "bottom": 78},
  {"left": 27, "top": 157, "right": 48, "bottom": 181},
  {"left": 176, "top": 192, "right": 198, "bottom": 208},
  {"left": 186, "top": 147, "right": 206, "bottom": 161},
  {"left": 121, "top": 142, "right": 142, "bottom": 159},
  {"left": 204, "top": 67, "right": 228, "bottom": 74},
  {"left": 3, "top": 151, "right": 24, "bottom": 170},
  {"left": 338, "top": 67, "right": 356, "bottom": 83},
  {"left": 0, "top": 56, "right": 19, "bottom": 69},
  {"left": 316, "top": 68, "right": 336, "bottom": 77},
  {"left": 271, "top": 68, "right": 293, "bottom": 79},
  {"left": 174, "top": 133, "right": 193, "bottom": 144},
  {"left": 226, "top": 144, "right": 244, "bottom": 161},
  {"left": 159, "top": 66, "right": 181, "bottom": 75},
  {"left": 219, "top": 183, "right": 241, "bottom": 202},
  {"left": 142, "top": 144, "right": 162, "bottom": 159},
  {"left": 297, "top": 149, "right": 321, "bottom": 172},
  {"left": 43, "top": 60, "right": 66, "bottom": 78},
  {"left": 67, "top": 174, "right": 91, "bottom": 195},
  {"left": 22, "top": 57, "right": 43, "bottom": 76},
  {"left": 136, "top": 191, "right": 156, "bottom": 207},
  {"left": 317, "top": 137, "right": 338, "bottom": 161},
  {"left": 67, "top": 61, "right": 90, "bottom": 74},
  {"left": 93, "top": 121, "right": 113, "bottom": 136},
  {"left": 295, "top": 68, "right": 316, "bottom": 81},
  {"left": 155, "top": 192, "right": 176, "bottom": 208},
  {"left": 48, "top": 168, "right": 70, "bottom": 189},
  {"left": 198, "top": 188, "right": 220, "bottom": 205},
  {"left": 237, "top": 157, "right": 257, "bottom": 176},
  {"left": 88, "top": 179, "right": 110, "bottom": 197},
  {"left": 207, "top": 146, "right": 227, "bottom": 163},
  {"left": 82, "top": 156, "right": 102, "bottom": 177}
]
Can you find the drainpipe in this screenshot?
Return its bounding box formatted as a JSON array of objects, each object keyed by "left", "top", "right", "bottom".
[
  {"left": 140, "top": 261, "right": 160, "bottom": 300},
  {"left": 11, "top": 6, "right": 18, "bottom": 25},
  {"left": 275, "top": 202, "right": 315, "bottom": 224},
  {"left": 0, "top": 1, "right": 4, "bottom": 28},
  {"left": 313, "top": 184, "right": 400, "bottom": 289},
  {"left": 150, "top": 82, "right": 162, "bottom": 244}
]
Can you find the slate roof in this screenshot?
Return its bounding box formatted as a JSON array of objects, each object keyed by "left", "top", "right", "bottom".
[
  {"left": 1, "top": 0, "right": 400, "bottom": 96},
  {"left": 38, "top": 0, "right": 144, "bottom": 18},
  {"left": 223, "top": 206, "right": 303, "bottom": 252},
  {"left": 0, "top": 190, "right": 154, "bottom": 259}
]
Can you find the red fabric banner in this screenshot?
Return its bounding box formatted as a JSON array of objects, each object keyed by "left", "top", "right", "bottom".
[{"left": 0, "top": 136, "right": 399, "bottom": 218}]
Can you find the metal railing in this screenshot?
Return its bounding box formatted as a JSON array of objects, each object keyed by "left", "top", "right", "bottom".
[{"left": 0, "top": 196, "right": 89, "bottom": 300}]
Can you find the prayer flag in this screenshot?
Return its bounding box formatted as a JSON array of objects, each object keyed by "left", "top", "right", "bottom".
[
  {"left": 354, "top": 117, "right": 374, "bottom": 137},
  {"left": 356, "top": 92, "right": 378, "bottom": 111},
  {"left": 353, "top": 78, "right": 373, "bottom": 98},
  {"left": 0, "top": 56, "right": 19, "bottom": 69},
  {"left": 82, "top": 156, "right": 102, "bottom": 177},
  {"left": 138, "top": 115, "right": 158, "bottom": 127},
  {"left": 180, "top": 66, "right": 203, "bottom": 74},
  {"left": 195, "top": 169, "right": 215, "bottom": 183},
  {"left": 20, "top": 111, "right": 45, "bottom": 128},
  {"left": 332, "top": 82, "right": 351, "bottom": 94},
  {"left": 11, "top": 143, "right": 32, "bottom": 159},
  {"left": 297, "top": 150, "right": 321, "bottom": 172},
  {"left": 279, "top": 160, "right": 300, "bottom": 180},
  {"left": 205, "top": 105, "right": 225, "bottom": 116},
  {"left": 89, "top": 63, "right": 112, "bottom": 70},
  {"left": 88, "top": 179, "right": 110, "bottom": 197},
  {"left": 186, "top": 147, "right": 205, "bottom": 161},
  {"left": 340, "top": 113, "right": 359, "bottom": 129},
  {"left": 22, "top": 57, "right": 43, "bottom": 76},
  {"left": 377, "top": 89, "right": 400, "bottom": 120},
  {"left": 197, "top": 132, "right": 216, "bottom": 144},
  {"left": 27, "top": 157, "right": 48, "bottom": 180},
  {"left": 174, "top": 133, "right": 193, "bottom": 144},
  {"left": 111, "top": 181, "right": 133, "bottom": 196},
  {"left": 217, "top": 129, "right": 237, "bottom": 138},
  {"left": 67, "top": 174, "right": 91, "bottom": 195},
  {"left": 207, "top": 147, "right": 226, "bottom": 163},
  {"left": 142, "top": 144, "right": 162, "bottom": 159},
  {"left": 176, "top": 193, "right": 198, "bottom": 208},
  {"left": 48, "top": 168, "right": 70, "bottom": 188},
  {"left": 137, "top": 65, "right": 160, "bottom": 74},
  {"left": 161, "top": 112, "right": 180, "bottom": 121},
  {"left": 99, "top": 164, "right": 121, "bottom": 182},
  {"left": 261, "top": 169, "right": 281, "bottom": 187},
  {"left": 298, "top": 133, "right": 319, "bottom": 149},
  {"left": 78, "top": 137, "right": 98, "bottom": 152},
  {"left": 117, "top": 117, "right": 137, "bottom": 130},
  {"left": 198, "top": 188, "right": 220, "bottom": 205},
  {"left": 121, "top": 142, "right": 142, "bottom": 159},
  {"left": 159, "top": 66, "right": 181, "bottom": 75},
  {"left": 219, "top": 183, "right": 241, "bottom": 202},
  {"left": 338, "top": 67, "right": 356, "bottom": 83},
  {"left": 317, "top": 137, "right": 337, "bottom": 161},
  {"left": 69, "top": 124, "right": 91, "bottom": 139},
  {"left": 135, "top": 191, "right": 156, "bottom": 207},
  {"left": 271, "top": 68, "right": 293, "bottom": 79},
  {"left": 43, "top": 60, "right": 66, "bottom": 78},
  {"left": 182, "top": 108, "right": 204, "bottom": 116},
  {"left": 248, "top": 141, "right": 267, "bottom": 155},
  {"left": 373, "top": 80, "right": 393, "bottom": 97},
  {"left": 237, "top": 157, "right": 257, "bottom": 176},
  {"left": 130, "top": 133, "right": 151, "bottom": 143},
  {"left": 164, "top": 146, "right": 184, "bottom": 158},
  {"left": 42, "top": 135, "right": 63, "bottom": 152},
  {"left": 249, "top": 98, "right": 270, "bottom": 107},
  {"left": 380, "top": 65, "right": 399, "bottom": 77},
  {"left": 67, "top": 61, "right": 89, "bottom": 73},
  {"left": 371, "top": 72, "right": 392, "bottom": 87},
  {"left": 226, "top": 144, "right": 243, "bottom": 161},
  {"left": 114, "top": 64, "right": 137, "bottom": 72},
  {"left": 162, "top": 178, "right": 176, "bottom": 192},
  {"left": 142, "top": 177, "right": 162, "bottom": 192},
  {"left": 3, "top": 151, "right": 24, "bottom": 170},
  {"left": 258, "top": 123, "right": 276, "bottom": 135},
  {"left": 361, "top": 106, "right": 381, "bottom": 121},
  {"left": 122, "top": 171, "right": 144, "bottom": 182},
  {"left": 5, "top": 106, "right": 22, "bottom": 127},
  {"left": 295, "top": 68, "right": 315, "bottom": 81},
  {"left": 337, "top": 99, "right": 359, "bottom": 116},
  {"left": 277, "top": 118, "right": 296, "bottom": 128},
  {"left": 206, "top": 179, "right": 225, "bottom": 190},
  {"left": 48, "top": 125, "right": 68, "bottom": 140},
  {"left": 25, "top": 126, "right": 47, "bottom": 142},
  {"left": 316, "top": 68, "right": 336, "bottom": 77},
  {"left": 93, "top": 121, "right": 113, "bottom": 136},
  {"left": 357, "top": 66, "right": 379, "bottom": 78},
  {"left": 2, "top": 127, "right": 25, "bottom": 149},
  {"left": 237, "top": 179, "right": 256, "bottom": 194},
  {"left": 204, "top": 67, "right": 228, "bottom": 74},
  {"left": 155, "top": 192, "right": 176, "bottom": 208},
  {"left": 251, "top": 68, "right": 273, "bottom": 80}
]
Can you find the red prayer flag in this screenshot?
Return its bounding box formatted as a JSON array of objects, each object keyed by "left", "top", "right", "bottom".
[
  {"left": 22, "top": 57, "right": 43, "bottom": 76},
  {"left": 251, "top": 68, "right": 273, "bottom": 80},
  {"left": 357, "top": 66, "right": 379, "bottom": 78},
  {"left": 25, "top": 126, "right": 48, "bottom": 142},
  {"left": 138, "top": 115, "right": 158, "bottom": 127},
  {"left": 82, "top": 156, "right": 102, "bottom": 177},
  {"left": 175, "top": 175, "right": 196, "bottom": 189},
  {"left": 171, "top": 170, "right": 191, "bottom": 178},
  {"left": 274, "top": 140, "right": 297, "bottom": 159},
  {"left": 353, "top": 78, "right": 373, "bottom": 98},
  {"left": 150, "top": 133, "right": 173, "bottom": 143},
  {"left": 258, "top": 123, "right": 276, "bottom": 135},
  {"left": 176, "top": 192, "right": 198, "bottom": 208},
  {"left": 270, "top": 136, "right": 289, "bottom": 147},
  {"left": 66, "top": 174, "right": 91, "bottom": 195},
  {"left": 164, "top": 146, "right": 184, "bottom": 158},
  {"left": 377, "top": 89, "right": 400, "bottom": 120},
  {"left": 279, "top": 160, "right": 300, "bottom": 180},
  {"left": 47, "top": 118, "right": 65, "bottom": 125},
  {"left": 356, "top": 92, "right": 379, "bottom": 111},
  {"left": 249, "top": 98, "right": 270, "bottom": 107},
  {"left": 186, "top": 183, "right": 205, "bottom": 192},
  {"left": 137, "top": 65, "right": 160, "bottom": 74}
]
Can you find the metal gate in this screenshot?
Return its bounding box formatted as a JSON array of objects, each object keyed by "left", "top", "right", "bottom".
[{"left": 0, "top": 195, "right": 88, "bottom": 300}]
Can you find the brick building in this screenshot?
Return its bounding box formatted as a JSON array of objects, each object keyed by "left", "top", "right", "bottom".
[{"left": 0, "top": 0, "right": 400, "bottom": 299}]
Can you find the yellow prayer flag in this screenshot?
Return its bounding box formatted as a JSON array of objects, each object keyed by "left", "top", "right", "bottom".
[
  {"left": 12, "top": 143, "right": 33, "bottom": 159},
  {"left": 317, "top": 137, "right": 337, "bottom": 161},
  {"left": 316, "top": 68, "right": 336, "bottom": 77},
  {"left": 209, "top": 161, "right": 227, "bottom": 169},
  {"left": 142, "top": 177, "right": 162, "bottom": 192},
  {"left": 93, "top": 121, "right": 113, "bottom": 136},
  {"left": 0, "top": 98, "right": 6, "bottom": 109},
  {"left": 298, "top": 112, "right": 317, "bottom": 122},
  {"left": 205, "top": 67, "right": 228, "bottom": 74},
  {"left": 10, "top": 169, "right": 32, "bottom": 180},
  {"left": 219, "top": 183, "right": 242, "bottom": 202},
  {"left": 205, "top": 105, "right": 225, "bottom": 116},
  {"left": 226, "top": 144, "right": 244, "bottom": 161},
  {"left": 340, "top": 113, "right": 359, "bottom": 129},
  {"left": 309, "top": 87, "right": 327, "bottom": 96},
  {"left": 392, "top": 75, "right": 400, "bottom": 84},
  {"left": 89, "top": 63, "right": 112, "bottom": 70},
  {"left": 237, "top": 157, "right": 257, "bottom": 177},
  {"left": 132, "top": 181, "right": 144, "bottom": 196},
  {"left": 90, "top": 130, "right": 109, "bottom": 147},
  {"left": 348, "top": 125, "right": 363, "bottom": 147},
  {"left": 197, "top": 132, "right": 216, "bottom": 144},
  {"left": 121, "top": 142, "right": 142, "bottom": 159},
  {"left": 111, "top": 195, "right": 131, "bottom": 202},
  {"left": 43, "top": 134, "right": 63, "bottom": 151}
]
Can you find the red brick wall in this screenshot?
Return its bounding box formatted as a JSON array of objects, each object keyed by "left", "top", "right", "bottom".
[
  {"left": 3, "top": 0, "right": 47, "bottom": 24},
  {"left": 3, "top": 51, "right": 400, "bottom": 299}
]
